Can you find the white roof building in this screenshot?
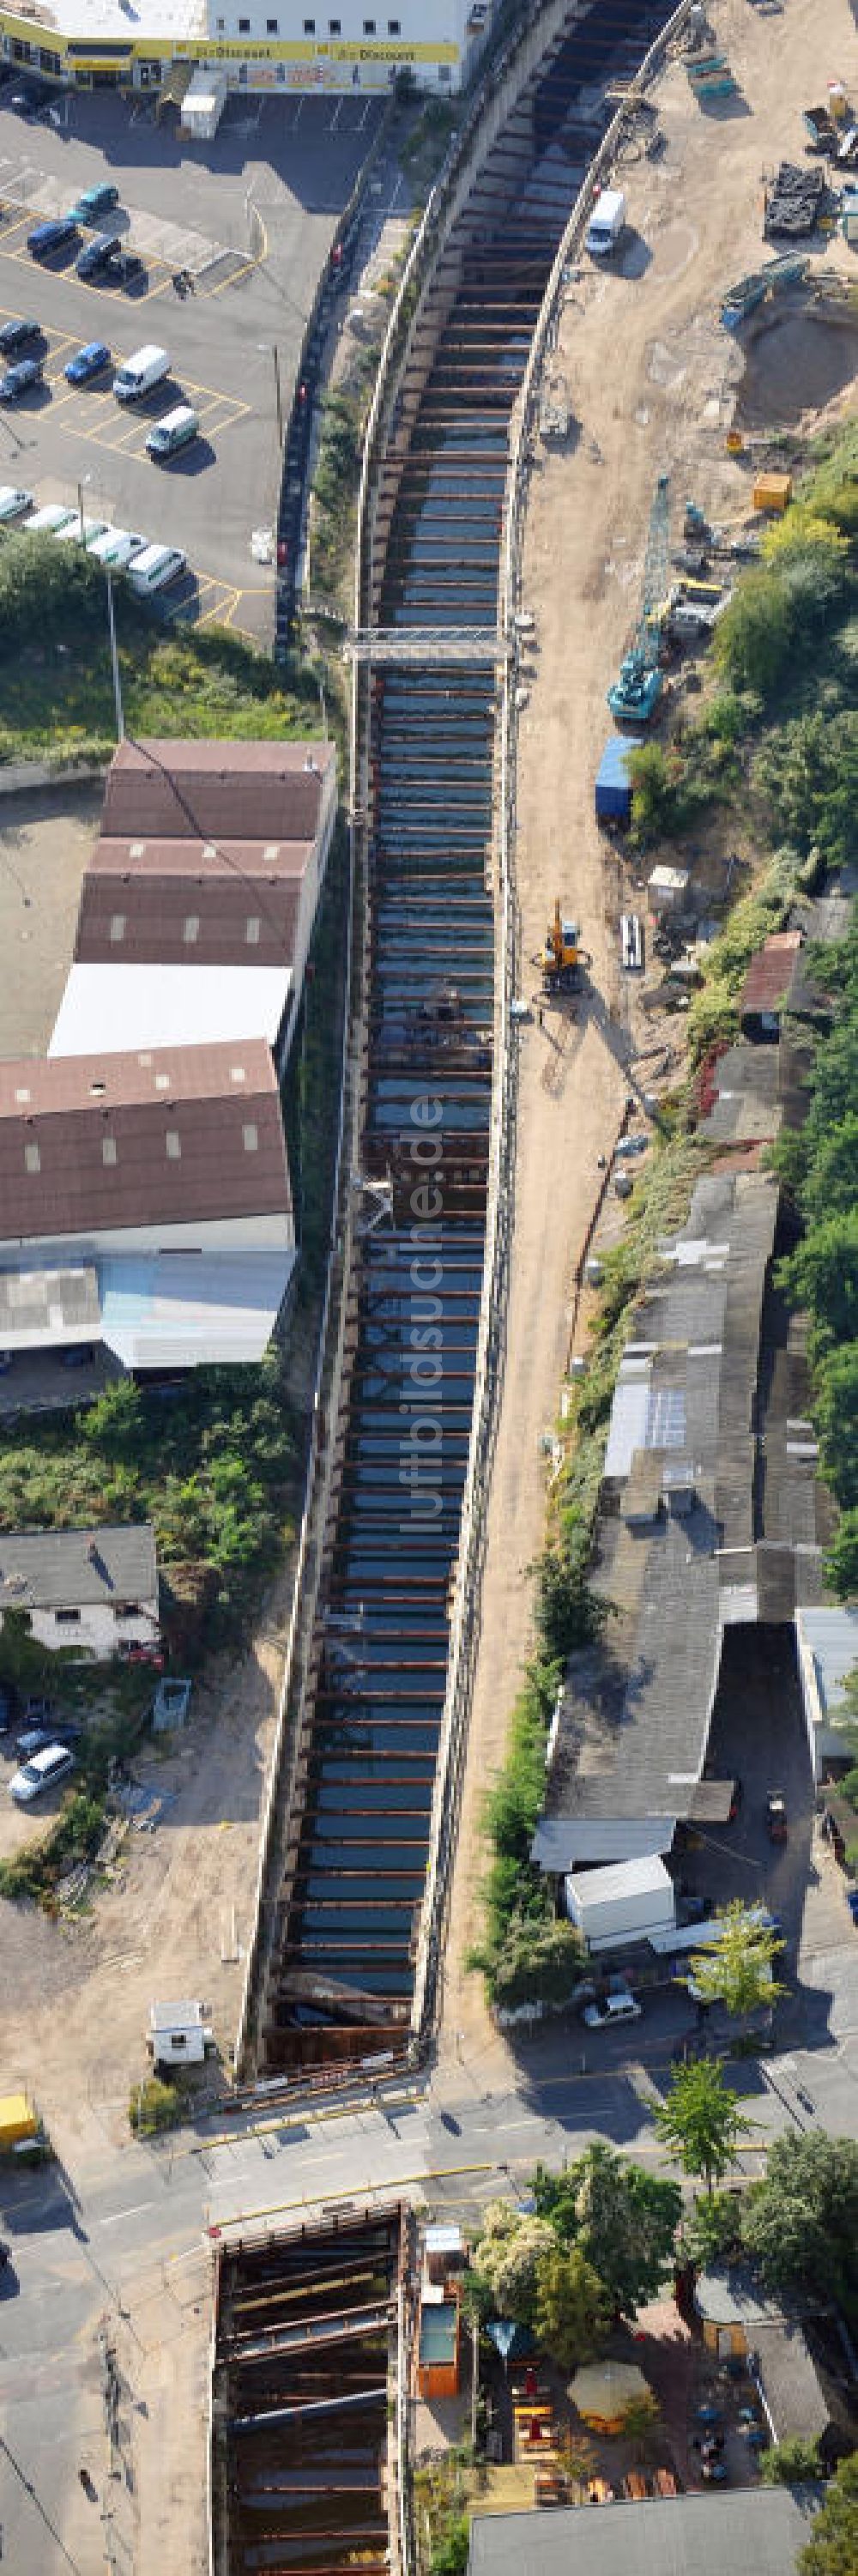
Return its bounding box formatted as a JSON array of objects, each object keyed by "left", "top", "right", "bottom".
[{"left": 50, "top": 962, "right": 293, "bottom": 1066}]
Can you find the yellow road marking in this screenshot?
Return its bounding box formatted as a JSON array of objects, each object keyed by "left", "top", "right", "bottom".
[{"left": 206, "top": 2163, "right": 495, "bottom": 2235}]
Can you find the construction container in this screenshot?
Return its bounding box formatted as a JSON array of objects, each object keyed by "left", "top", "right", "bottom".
[
  {"left": 649, "top": 863, "right": 690, "bottom": 914},
  {"left": 752, "top": 471, "right": 793, "bottom": 514},
  {"left": 418, "top": 2297, "right": 460, "bottom": 2400},
  {"left": 564, "top": 1855, "right": 675, "bottom": 1950},
  {"left": 595, "top": 733, "right": 637, "bottom": 827},
  {"left": 0, "top": 2092, "right": 38, "bottom": 2150}
]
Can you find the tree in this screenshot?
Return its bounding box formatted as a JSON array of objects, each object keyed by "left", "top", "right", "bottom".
[
  {"left": 650, "top": 2059, "right": 752, "bottom": 2198},
  {"left": 686, "top": 1901, "right": 786, "bottom": 2021},
  {"left": 759, "top": 2436, "right": 822, "bottom": 2486},
  {"left": 468, "top": 2204, "right": 556, "bottom": 2325},
  {"left": 680, "top": 2187, "right": 742, "bottom": 2271},
  {"left": 532, "top": 2242, "right": 610, "bottom": 2372},
  {"left": 740, "top": 2132, "right": 858, "bottom": 2308},
  {"left": 814, "top": 1346, "right": 858, "bottom": 1508},
  {"left": 777, "top": 1210, "right": 858, "bottom": 1352},
  {"left": 532, "top": 2146, "right": 681, "bottom": 2320},
  {"left": 799, "top": 2450, "right": 858, "bottom": 2573},
  {"left": 491, "top": 1916, "right": 587, "bottom": 2013},
  {"left": 619, "top": 2392, "right": 662, "bottom": 2461},
  {"left": 825, "top": 1509, "right": 858, "bottom": 1602}
]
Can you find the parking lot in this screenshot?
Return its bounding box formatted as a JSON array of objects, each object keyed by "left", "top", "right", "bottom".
[{"left": 0, "top": 86, "right": 386, "bottom": 634}]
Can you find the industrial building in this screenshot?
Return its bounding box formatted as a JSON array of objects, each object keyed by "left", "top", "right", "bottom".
[
  {"left": 533, "top": 1163, "right": 825, "bottom": 1885},
  {"left": 0, "top": 0, "right": 480, "bottom": 110},
  {"left": 51, "top": 736, "right": 336, "bottom": 1074},
  {"left": 0, "top": 1039, "right": 294, "bottom": 1371}
]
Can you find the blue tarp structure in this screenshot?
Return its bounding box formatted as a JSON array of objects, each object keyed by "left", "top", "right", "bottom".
[
  {"left": 486, "top": 2319, "right": 535, "bottom": 2362},
  {"left": 595, "top": 733, "right": 637, "bottom": 826}
]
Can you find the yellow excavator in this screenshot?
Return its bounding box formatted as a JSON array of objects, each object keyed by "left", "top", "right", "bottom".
[{"left": 541, "top": 899, "right": 582, "bottom": 991}]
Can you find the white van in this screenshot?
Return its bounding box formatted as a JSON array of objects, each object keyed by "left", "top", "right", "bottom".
[
  {"left": 25, "top": 502, "right": 76, "bottom": 536},
  {"left": 112, "top": 344, "right": 170, "bottom": 404},
  {"left": 88, "top": 526, "right": 148, "bottom": 571},
  {"left": 585, "top": 187, "right": 626, "bottom": 257},
  {"left": 145, "top": 403, "right": 199, "bottom": 461},
  {"left": 127, "top": 542, "right": 186, "bottom": 596}
]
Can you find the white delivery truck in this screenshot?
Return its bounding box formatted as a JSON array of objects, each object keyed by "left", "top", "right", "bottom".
[{"left": 585, "top": 188, "right": 626, "bottom": 257}]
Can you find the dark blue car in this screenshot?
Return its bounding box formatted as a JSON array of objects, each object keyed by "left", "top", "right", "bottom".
[
  {"left": 0, "top": 358, "right": 43, "bottom": 400},
  {"left": 63, "top": 339, "right": 111, "bottom": 385}
]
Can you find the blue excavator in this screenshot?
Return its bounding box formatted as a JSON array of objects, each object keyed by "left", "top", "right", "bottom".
[{"left": 607, "top": 471, "right": 671, "bottom": 726}]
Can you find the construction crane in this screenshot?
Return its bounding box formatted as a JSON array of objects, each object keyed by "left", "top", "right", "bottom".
[
  {"left": 607, "top": 471, "right": 671, "bottom": 726},
  {"left": 540, "top": 899, "right": 581, "bottom": 990}
]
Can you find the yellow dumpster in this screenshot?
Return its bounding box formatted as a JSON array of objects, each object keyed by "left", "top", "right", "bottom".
[
  {"left": 0, "top": 2092, "right": 38, "bottom": 2149},
  {"left": 752, "top": 470, "right": 793, "bottom": 514}
]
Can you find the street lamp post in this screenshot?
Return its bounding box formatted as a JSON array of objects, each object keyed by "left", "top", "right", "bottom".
[{"left": 105, "top": 571, "right": 124, "bottom": 744}]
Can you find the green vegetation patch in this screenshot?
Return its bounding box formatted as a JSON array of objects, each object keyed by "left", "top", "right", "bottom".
[{"left": 0, "top": 535, "right": 324, "bottom": 765}]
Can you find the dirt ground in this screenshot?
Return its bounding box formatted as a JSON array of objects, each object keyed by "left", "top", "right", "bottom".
[
  {"left": 0, "top": 1569, "right": 291, "bottom": 2151},
  {"left": 438, "top": 0, "right": 858, "bottom": 2080},
  {"left": 0, "top": 779, "right": 103, "bottom": 1054}
]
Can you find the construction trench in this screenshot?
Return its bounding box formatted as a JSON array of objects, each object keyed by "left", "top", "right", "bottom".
[
  {"left": 210, "top": 2210, "right": 407, "bottom": 2575},
  {"left": 253, "top": 0, "right": 681, "bottom": 2083}
]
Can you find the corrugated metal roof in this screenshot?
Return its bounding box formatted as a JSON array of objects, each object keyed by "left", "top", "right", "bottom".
[
  {"left": 0, "top": 1042, "right": 291, "bottom": 1241},
  {"left": 100, "top": 1249, "right": 292, "bottom": 1367},
  {"left": 540, "top": 1173, "right": 779, "bottom": 1845},
  {"left": 565, "top": 1854, "right": 672, "bottom": 1910},
  {"left": 468, "top": 2490, "right": 811, "bottom": 2576},
  {"left": 531, "top": 1817, "right": 674, "bottom": 1869},
  {"left": 798, "top": 1605, "right": 858, "bottom": 1717},
  {"left": 740, "top": 930, "right": 801, "bottom": 1019},
  {"left": 76, "top": 837, "right": 309, "bottom": 969},
  {"left": 51, "top": 964, "right": 293, "bottom": 1061},
  {"left": 0, "top": 1521, "right": 156, "bottom": 1610},
  {"left": 101, "top": 738, "right": 335, "bottom": 844}
]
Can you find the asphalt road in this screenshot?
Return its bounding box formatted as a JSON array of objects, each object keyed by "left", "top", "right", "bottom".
[
  {"left": 0, "top": 88, "right": 384, "bottom": 635},
  {"left": 6, "top": 1964, "right": 858, "bottom": 2569}
]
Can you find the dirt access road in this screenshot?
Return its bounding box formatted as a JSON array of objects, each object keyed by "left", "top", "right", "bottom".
[{"left": 438, "top": 0, "right": 858, "bottom": 2081}]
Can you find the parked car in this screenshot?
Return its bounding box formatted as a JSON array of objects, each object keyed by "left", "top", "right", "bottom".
[
  {"left": 15, "top": 1726, "right": 54, "bottom": 1759},
  {"left": 68, "top": 182, "right": 120, "bottom": 225},
  {"left": 76, "top": 232, "right": 122, "bottom": 282},
  {"left": 0, "top": 486, "right": 33, "bottom": 523},
  {"left": 766, "top": 1790, "right": 789, "bottom": 1844},
  {"left": 0, "top": 359, "right": 43, "bottom": 401},
  {"left": 27, "top": 215, "right": 77, "bottom": 260},
  {"left": 104, "top": 250, "right": 143, "bottom": 287},
  {"left": 582, "top": 1989, "right": 642, "bottom": 2029},
  {"left": 0, "top": 1687, "right": 14, "bottom": 1733},
  {"left": 727, "top": 1775, "right": 743, "bottom": 1822},
  {"left": 0, "top": 318, "right": 41, "bottom": 357},
  {"left": 63, "top": 340, "right": 111, "bottom": 385},
  {"left": 9, "top": 1743, "right": 75, "bottom": 1804}
]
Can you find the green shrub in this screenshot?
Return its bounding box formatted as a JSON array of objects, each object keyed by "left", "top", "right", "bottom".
[
  {"left": 130, "top": 2076, "right": 184, "bottom": 2136},
  {"left": 758, "top": 2437, "right": 822, "bottom": 2486}
]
